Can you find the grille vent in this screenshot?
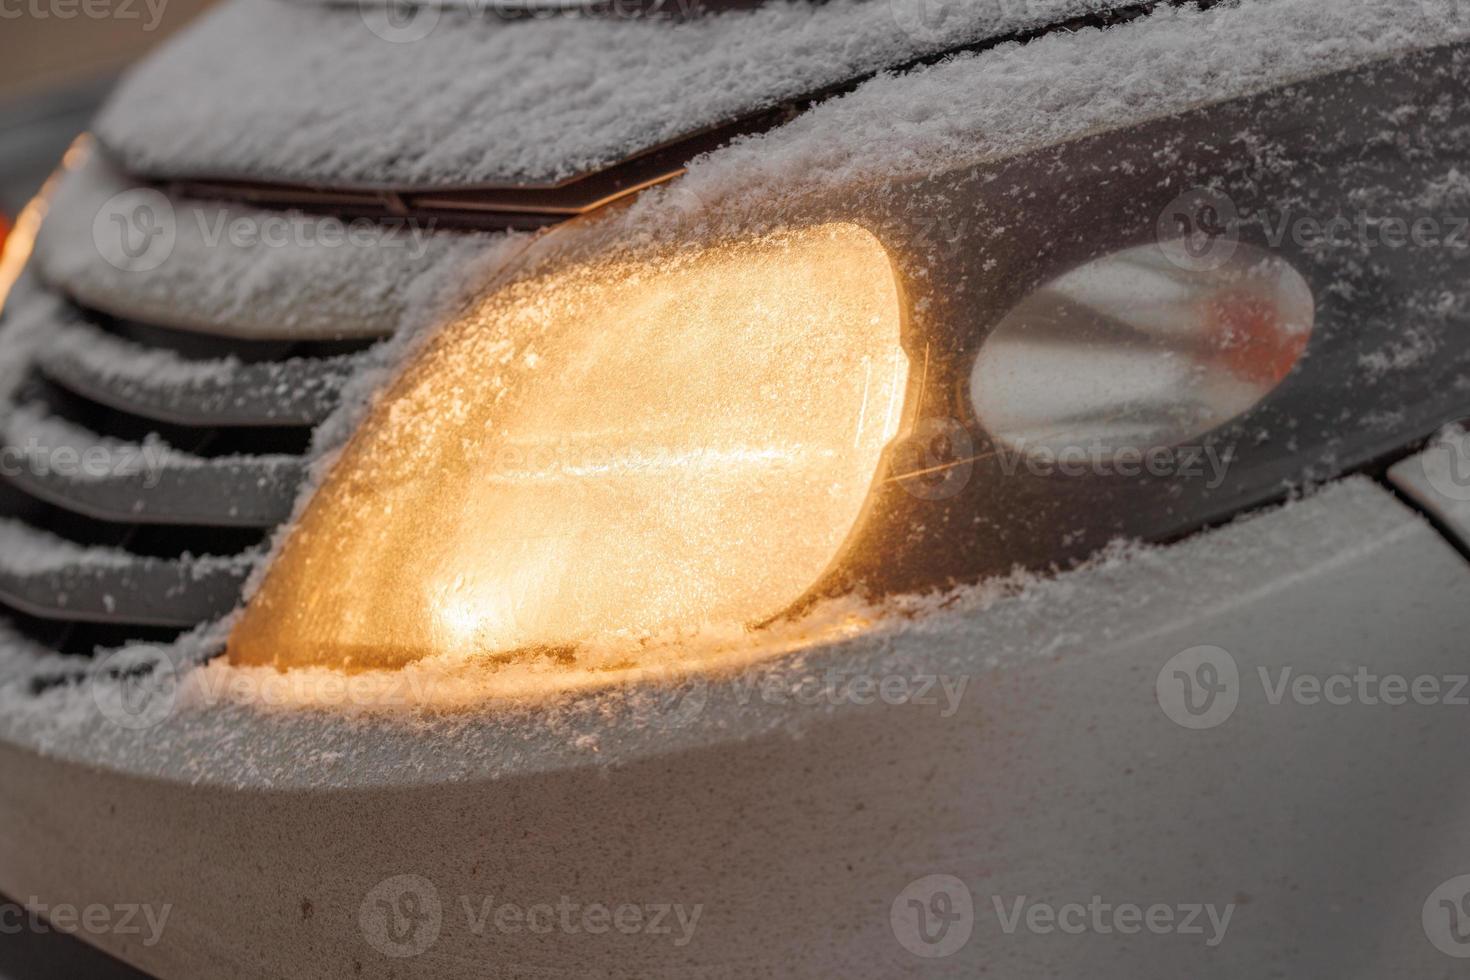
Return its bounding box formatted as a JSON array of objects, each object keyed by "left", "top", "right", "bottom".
[{"left": 0, "top": 283, "right": 379, "bottom": 654}]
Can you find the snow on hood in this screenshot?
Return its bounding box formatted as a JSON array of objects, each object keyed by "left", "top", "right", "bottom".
[{"left": 94, "top": 0, "right": 1136, "bottom": 188}]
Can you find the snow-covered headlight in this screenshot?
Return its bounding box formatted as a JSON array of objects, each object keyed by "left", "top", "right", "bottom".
[
  {"left": 230, "top": 39, "right": 1470, "bottom": 677},
  {"left": 229, "top": 222, "right": 909, "bottom": 670}
]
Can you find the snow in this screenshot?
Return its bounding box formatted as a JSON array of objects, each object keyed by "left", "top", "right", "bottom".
[
  {"left": 0, "top": 519, "right": 136, "bottom": 573},
  {"left": 1415, "top": 167, "right": 1470, "bottom": 211},
  {"left": 43, "top": 317, "right": 242, "bottom": 388},
  {"left": 35, "top": 152, "right": 516, "bottom": 340},
  {"left": 0, "top": 403, "right": 304, "bottom": 479},
  {"left": 0, "top": 476, "right": 1428, "bottom": 788},
  {"left": 0, "top": 283, "right": 60, "bottom": 405},
  {"left": 95, "top": 0, "right": 1139, "bottom": 187},
  {"left": 0, "top": 0, "right": 1466, "bottom": 749},
  {"left": 0, "top": 520, "right": 258, "bottom": 579},
  {"left": 38, "top": 315, "right": 370, "bottom": 422},
  {"left": 2, "top": 403, "right": 205, "bottom": 476},
  {"left": 0, "top": 620, "right": 74, "bottom": 691},
  {"left": 650, "top": 0, "right": 1470, "bottom": 223},
  {"left": 1392, "top": 423, "right": 1470, "bottom": 541},
  {"left": 95, "top": 0, "right": 1470, "bottom": 193}
]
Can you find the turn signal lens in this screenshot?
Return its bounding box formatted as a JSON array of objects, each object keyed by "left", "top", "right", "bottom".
[{"left": 229, "top": 222, "right": 907, "bottom": 671}]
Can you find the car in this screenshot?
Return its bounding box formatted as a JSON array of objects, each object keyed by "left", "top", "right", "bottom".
[{"left": 2, "top": 0, "right": 1470, "bottom": 976}]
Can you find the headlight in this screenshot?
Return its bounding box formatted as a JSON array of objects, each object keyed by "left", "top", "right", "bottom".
[
  {"left": 232, "top": 40, "right": 1470, "bottom": 677},
  {"left": 229, "top": 223, "right": 908, "bottom": 670}
]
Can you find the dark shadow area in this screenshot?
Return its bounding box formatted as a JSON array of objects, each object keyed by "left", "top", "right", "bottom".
[{"left": 0, "top": 895, "right": 153, "bottom": 980}]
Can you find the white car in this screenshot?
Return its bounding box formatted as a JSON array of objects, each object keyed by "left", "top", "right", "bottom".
[{"left": 2, "top": 0, "right": 1470, "bottom": 976}]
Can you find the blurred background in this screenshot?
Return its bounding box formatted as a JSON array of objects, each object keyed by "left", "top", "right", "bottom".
[{"left": 0, "top": 0, "right": 215, "bottom": 214}]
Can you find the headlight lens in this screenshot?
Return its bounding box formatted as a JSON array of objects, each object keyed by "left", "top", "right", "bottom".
[
  {"left": 970, "top": 241, "right": 1315, "bottom": 461},
  {"left": 229, "top": 222, "right": 907, "bottom": 670}
]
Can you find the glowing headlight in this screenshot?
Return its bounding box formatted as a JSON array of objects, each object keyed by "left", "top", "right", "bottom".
[
  {"left": 229, "top": 222, "right": 907, "bottom": 670},
  {"left": 232, "top": 44, "right": 1470, "bottom": 676}
]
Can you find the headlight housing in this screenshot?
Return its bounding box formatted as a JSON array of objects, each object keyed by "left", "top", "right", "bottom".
[{"left": 232, "top": 41, "right": 1470, "bottom": 675}]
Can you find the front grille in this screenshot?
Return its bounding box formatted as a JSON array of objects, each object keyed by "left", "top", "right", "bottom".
[
  {"left": 0, "top": 284, "right": 379, "bottom": 654},
  {"left": 0, "top": 144, "right": 528, "bottom": 667}
]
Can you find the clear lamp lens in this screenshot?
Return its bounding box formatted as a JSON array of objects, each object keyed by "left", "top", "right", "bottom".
[
  {"left": 971, "top": 242, "right": 1314, "bottom": 459},
  {"left": 229, "top": 222, "right": 908, "bottom": 671}
]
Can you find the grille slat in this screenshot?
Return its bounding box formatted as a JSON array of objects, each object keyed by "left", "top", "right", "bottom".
[
  {"left": 35, "top": 313, "right": 364, "bottom": 428},
  {"left": 33, "top": 150, "right": 446, "bottom": 341},
  {"left": 0, "top": 519, "right": 252, "bottom": 627},
  {"left": 0, "top": 257, "right": 366, "bottom": 646},
  {"left": 0, "top": 276, "right": 350, "bottom": 648},
  {"left": 1, "top": 406, "right": 303, "bottom": 527},
  {"left": 0, "top": 150, "right": 484, "bottom": 657}
]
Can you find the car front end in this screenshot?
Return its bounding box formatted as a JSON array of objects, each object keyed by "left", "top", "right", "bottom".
[{"left": 3, "top": 1, "right": 1470, "bottom": 976}]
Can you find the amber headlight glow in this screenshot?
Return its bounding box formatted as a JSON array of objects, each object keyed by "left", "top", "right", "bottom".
[
  {"left": 229, "top": 222, "right": 908, "bottom": 671},
  {"left": 232, "top": 48, "right": 1470, "bottom": 678}
]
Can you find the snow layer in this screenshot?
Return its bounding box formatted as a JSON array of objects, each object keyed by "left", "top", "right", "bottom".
[
  {"left": 0, "top": 403, "right": 306, "bottom": 480},
  {"left": 2, "top": 0, "right": 1467, "bottom": 742},
  {"left": 0, "top": 282, "right": 57, "bottom": 405},
  {"left": 37, "top": 315, "right": 370, "bottom": 425},
  {"left": 0, "top": 520, "right": 137, "bottom": 574},
  {"left": 653, "top": 0, "right": 1470, "bottom": 221},
  {"left": 35, "top": 151, "right": 516, "bottom": 340},
  {"left": 2, "top": 402, "right": 198, "bottom": 475},
  {"left": 95, "top": 0, "right": 1138, "bottom": 187},
  {"left": 0, "top": 476, "right": 1432, "bottom": 788},
  {"left": 43, "top": 317, "right": 241, "bottom": 388}
]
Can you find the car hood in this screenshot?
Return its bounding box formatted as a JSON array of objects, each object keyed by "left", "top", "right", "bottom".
[{"left": 93, "top": 0, "right": 1137, "bottom": 190}]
